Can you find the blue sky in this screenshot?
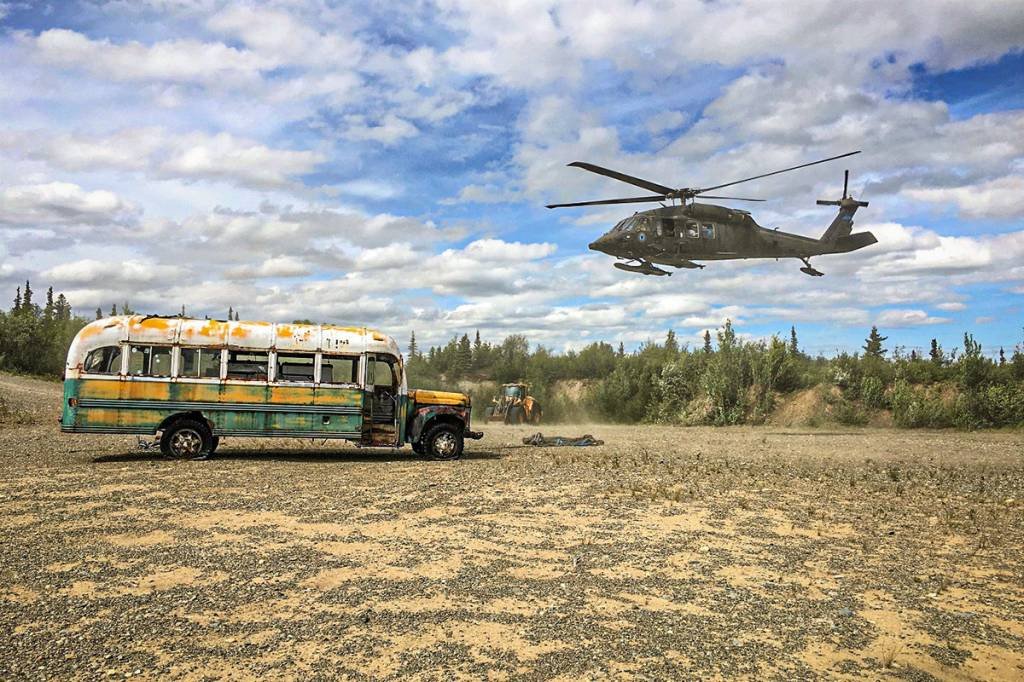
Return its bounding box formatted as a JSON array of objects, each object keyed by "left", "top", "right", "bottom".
[{"left": 0, "top": 1, "right": 1022, "bottom": 357}]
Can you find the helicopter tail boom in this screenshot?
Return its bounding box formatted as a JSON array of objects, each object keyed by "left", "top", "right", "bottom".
[{"left": 829, "top": 231, "right": 877, "bottom": 253}]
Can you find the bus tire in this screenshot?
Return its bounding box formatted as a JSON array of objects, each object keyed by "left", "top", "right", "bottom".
[
  {"left": 423, "top": 422, "right": 463, "bottom": 461},
  {"left": 210, "top": 436, "right": 220, "bottom": 454},
  {"left": 161, "top": 419, "right": 214, "bottom": 460},
  {"left": 412, "top": 440, "right": 425, "bottom": 456}
]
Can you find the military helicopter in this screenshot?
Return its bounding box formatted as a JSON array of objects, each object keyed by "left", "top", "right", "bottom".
[{"left": 546, "top": 151, "right": 875, "bottom": 276}]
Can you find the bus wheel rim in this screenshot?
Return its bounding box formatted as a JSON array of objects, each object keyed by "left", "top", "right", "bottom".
[
  {"left": 171, "top": 429, "right": 202, "bottom": 457},
  {"left": 434, "top": 432, "right": 456, "bottom": 457}
]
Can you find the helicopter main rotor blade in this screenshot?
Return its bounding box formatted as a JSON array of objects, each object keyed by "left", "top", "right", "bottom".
[
  {"left": 693, "top": 150, "right": 861, "bottom": 194},
  {"left": 546, "top": 195, "right": 668, "bottom": 209},
  {"left": 694, "top": 194, "right": 766, "bottom": 202},
  {"left": 567, "top": 162, "right": 675, "bottom": 195}
]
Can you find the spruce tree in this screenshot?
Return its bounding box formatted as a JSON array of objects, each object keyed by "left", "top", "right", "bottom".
[
  {"left": 13, "top": 286, "right": 21, "bottom": 313},
  {"left": 408, "top": 331, "right": 419, "bottom": 359},
  {"left": 863, "top": 326, "right": 888, "bottom": 358},
  {"left": 55, "top": 294, "right": 69, "bottom": 320},
  {"left": 95, "top": 307, "right": 103, "bottom": 320},
  {"left": 789, "top": 326, "right": 799, "bottom": 354},
  {"left": 110, "top": 304, "right": 117, "bottom": 316},
  {"left": 617, "top": 342, "right": 625, "bottom": 357},
  {"left": 929, "top": 338, "right": 943, "bottom": 366},
  {"left": 22, "top": 280, "right": 33, "bottom": 311},
  {"left": 999, "top": 347, "right": 1006, "bottom": 366},
  {"left": 457, "top": 333, "right": 472, "bottom": 376},
  {"left": 44, "top": 287, "right": 55, "bottom": 320},
  {"left": 228, "top": 306, "right": 234, "bottom": 321},
  {"left": 703, "top": 330, "right": 712, "bottom": 354},
  {"left": 665, "top": 329, "right": 678, "bottom": 355}
]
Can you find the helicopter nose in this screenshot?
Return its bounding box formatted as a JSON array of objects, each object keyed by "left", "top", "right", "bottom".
[{"left": 589, "top": 233, "right": 613, "bottom": 253}]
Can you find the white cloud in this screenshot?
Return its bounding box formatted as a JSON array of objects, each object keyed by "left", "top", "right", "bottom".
[
  {"left": 903, "top": 176, "right": 1024, "bottom": 219},
  {"left": 645, "top": 111, "right": 688, "bottom": 135},
  {"left": 224, "top": 256, "right": 311, "bottom": 280},
  {"left": 0, "top": 128, "right": 323, "bottom": 189},
  {"left": 354, "top": 243, "right": 420, "bottom": 271},
  {"left": 42, "top": 258, "right": 179, "bottom": 286},
  {"left": 28, "top": 29, "right": 272, "bottom": 86},
  {"left": 0, "top": 182, "right": 136, "bottom": 226},
  {"left": 159, "top": 132, "right": 324, "bottom": 188},
  {"left": 875, "top": 309, "right": 950, "bottom": 327},
  {"left": 342, "top": 114, "right": 419, "bottom": 145}
]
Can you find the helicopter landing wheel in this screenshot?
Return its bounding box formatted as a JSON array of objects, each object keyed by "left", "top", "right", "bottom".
[{"left": 799, "top": 258, "right": 824, "bottom": 277}]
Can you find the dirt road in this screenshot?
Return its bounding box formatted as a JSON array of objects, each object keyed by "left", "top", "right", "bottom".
[{"left": 2, "top": 373, "right": 1023, "bottom": 679}]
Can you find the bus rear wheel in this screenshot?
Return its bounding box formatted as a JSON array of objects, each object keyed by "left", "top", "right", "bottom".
[
  {"left": 161, "top": 419, "right": 214, "bottom": 460},
  {"left": 423, "top": 423, "right": 464, "bottom": 461}
]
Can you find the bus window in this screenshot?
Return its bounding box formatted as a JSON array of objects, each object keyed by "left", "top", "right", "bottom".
[
  {"left": 276, "top": 352, "right": 316, "bottom": 383},
  {"left": 127, "top": 345, "right": 172, "bottom": 377},
  {"left": 368, "top": 357, "right": 398, "bottom": 388},
  {"left": 83, "top": 345, "right": 122, "bottom": 375},
  {"left": 179, "top": 348, "right": 221, "bottom": 378},
  {"left": 226, "top": 350, "right": 269, "bottom": 381},
  {"left": 321, "top": 355, "right": 359, "bottom": 385}
]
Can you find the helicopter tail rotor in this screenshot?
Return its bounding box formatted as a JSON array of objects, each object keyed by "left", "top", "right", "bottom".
[{"left": 817, "top": 170, "right": 869, "bottom": 208}]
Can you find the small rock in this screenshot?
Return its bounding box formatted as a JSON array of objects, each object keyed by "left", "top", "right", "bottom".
[{"left": 837, "top": 607, "right": 854, "bottom": 618}]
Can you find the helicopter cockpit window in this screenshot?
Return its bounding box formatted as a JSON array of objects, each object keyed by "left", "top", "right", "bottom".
[
  {"left": 686, "top": 221, "right": 699, "bottom": 238},
  {"left": 702, "top": 223, "right": 716, "bottom": 239},
  {"left": 615, "top": 217, "right": 637, "bottom": 232}
]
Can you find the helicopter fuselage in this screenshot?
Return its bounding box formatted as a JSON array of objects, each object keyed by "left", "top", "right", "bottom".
[{"left": 588, "top": 202, "right": 869, "bottom": 269}]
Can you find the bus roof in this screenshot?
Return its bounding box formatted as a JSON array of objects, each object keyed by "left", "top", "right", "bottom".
[{"left": 67, "top": 315, "right": 401, "bottom": 366}]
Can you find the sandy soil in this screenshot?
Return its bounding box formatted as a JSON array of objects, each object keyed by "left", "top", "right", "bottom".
[{"left": 2, "top": 372, "right": 1023, "bottom": 680}]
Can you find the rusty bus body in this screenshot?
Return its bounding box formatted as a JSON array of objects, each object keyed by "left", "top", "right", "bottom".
[{"left": 60, "top": 316, "right": 481, "bottom": 459}]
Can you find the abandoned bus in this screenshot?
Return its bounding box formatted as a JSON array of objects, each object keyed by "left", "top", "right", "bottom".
[{"left": 60, "top": 316, "right": 482, "bottom": 460}]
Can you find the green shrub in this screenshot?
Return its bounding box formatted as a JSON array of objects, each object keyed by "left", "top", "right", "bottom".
[
  {"left": 859, "top": 375, "right": 887, "bottom": 409},
  {"left": 890, "top": 380, "right": 953, "bottom": 428}
]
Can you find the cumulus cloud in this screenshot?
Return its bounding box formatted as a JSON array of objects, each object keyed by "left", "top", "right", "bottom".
[
  {"left": 903, "top": 176, "right": 1024, "bottom": 219},
  {"left": 0, "top": 182, "right": 136, "bottom": 226},
  {"left": 42, "top": 258, "right": 179, "bottom": 287},
  {"left": 223, "top": 256, "right": 312, "bottom": 280},
  {"left": 875, "top": 309, "right": 951, "bottom": 327},
  {"left": 27, "top": 29, "right": 272, "bottom": 85},
  {"left": 0, "top": 129, "right": 323, "bottom": 189},
  {"left": 342, "top": 114, "right": 419, "bottom": 145}
]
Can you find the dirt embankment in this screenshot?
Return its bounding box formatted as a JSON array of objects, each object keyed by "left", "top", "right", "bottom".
[{"left": 2, "top": 373, "right": 1023, "bottom": 679}]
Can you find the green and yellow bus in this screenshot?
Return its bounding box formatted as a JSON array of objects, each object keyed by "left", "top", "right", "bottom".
[{"left": 60, "top": 316, "right": 481, "bottom": 460}]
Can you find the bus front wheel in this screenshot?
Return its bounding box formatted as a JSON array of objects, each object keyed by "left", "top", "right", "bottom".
[
  {"left": 161, "top": 419, "right": 214, "bottom": 460},
  {"left": 423, "top": 423, "right": 464, "bottom": 461}
]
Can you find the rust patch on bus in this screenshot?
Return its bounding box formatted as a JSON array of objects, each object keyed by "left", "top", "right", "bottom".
[
  {"left": 268, "top": 386, "right": 315, "bottom": 405},
  {"left": 79, "top": 380, "right": 122, "bottom": 400},
  {"left": 138, "top": 318, "right": 171, "bottom": 331},
  {"left": 220, "top": 384, "right": 268, "bottom": 404},
  {"left": 126, "top": 381, "right": 171, "bottom": 401}
]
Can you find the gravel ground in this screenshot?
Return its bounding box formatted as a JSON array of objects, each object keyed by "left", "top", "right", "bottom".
[{"left": 2, "top": 372, "right": 1023, "bottom": 680}]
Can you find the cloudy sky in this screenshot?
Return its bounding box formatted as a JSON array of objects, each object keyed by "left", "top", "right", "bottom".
[{"left": 1, "top": 1, "right": 1022, "bottom": 356}]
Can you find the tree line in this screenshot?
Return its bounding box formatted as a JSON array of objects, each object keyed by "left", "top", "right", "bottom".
[
  {"left": 2, "top": 282, "right": 1022, "bottom": 428},
  {"left": 408, "top": 323, "right": 1024, "bottom": 429}
]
